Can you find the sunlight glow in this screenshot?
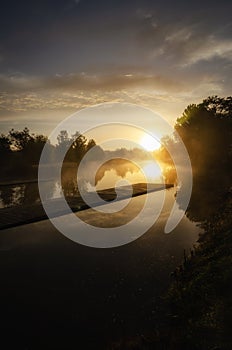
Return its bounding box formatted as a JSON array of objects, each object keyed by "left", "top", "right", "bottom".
[
  {"left": 142, "top": 162, "right": 162, "bottom": 181},
  {"left": 140, "top": 134, "right": 160, "bottom": 152}
]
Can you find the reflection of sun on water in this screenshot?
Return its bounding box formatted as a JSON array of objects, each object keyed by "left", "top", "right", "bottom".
[
  {"left": 96, "top": 168, "right": 144, "bottom": 190},
  {"left": 142, "top": 162, "right": 162, "bottom": 182},
  {"left": 95, "top": 161, "right": 162, "bottom": 190},
  {"left": 140, "top": 134, "right": 160, "bottom": 152}
]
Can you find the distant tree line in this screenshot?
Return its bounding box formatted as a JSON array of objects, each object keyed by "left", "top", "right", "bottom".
[
  {"left": 0, "top": 128, "right": 100, "bottom": 181},
  {"left": 0, "top": 127, "right": 149, "bottom": 182}
]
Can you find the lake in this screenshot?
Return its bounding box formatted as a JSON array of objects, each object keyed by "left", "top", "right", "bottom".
[
  {"left": 0, "top": 160, "right": 163, "bottom": 208},
  {"left": 0, "top": 185, "right": 200, "bottom": 349}
]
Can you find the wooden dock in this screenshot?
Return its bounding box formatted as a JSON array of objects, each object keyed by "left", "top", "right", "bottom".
[{"left": 0, "top": 183, "right": 173, "bottom": 230}]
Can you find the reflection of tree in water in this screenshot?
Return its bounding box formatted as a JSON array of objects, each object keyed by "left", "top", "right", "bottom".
[
  {"left": 0, "top": 181, "right": 57, "bottom": 208},
  {"left": 21, "top": 183, "right": 40, "bottom": 205},
  {"left": 0, "top": 185, "right": 28, "bottom": 207},
  {"left": 0, "top": 186, "right": 15, "bottom": 207},
  {"left": 95, "top": 159, "right": 140, "bottom": 185},
  {"left": 61, "top": 164, "right": 78, "bottom": 198},
  {"left": 60, "top": 159, "right": 141, "bottom": 197},
  {"left": 0, "top": 159, "right": 142, "bottom": 206},
  {"left": 62, "top": 179, "right": 78, "bottom": 198}
]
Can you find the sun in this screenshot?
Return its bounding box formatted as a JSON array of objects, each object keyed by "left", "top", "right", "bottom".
[{"left": 140, "top": 134, "right": 160, "bottom": 152}]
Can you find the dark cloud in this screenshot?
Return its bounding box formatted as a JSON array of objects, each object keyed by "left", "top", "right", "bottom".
[
  {"left": 0, "top": 0, "right": 231, "bottom": 129},
  {"left": 0, "top": 0, "right": 231, "bottom": 78},
  {"left": 136, "top": 9, "right": 232, "bottom": 68}
]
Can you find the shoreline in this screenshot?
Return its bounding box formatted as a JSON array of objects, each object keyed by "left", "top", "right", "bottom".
[{"left": 0, "top": 183, "right": 173, "bottom": 230}]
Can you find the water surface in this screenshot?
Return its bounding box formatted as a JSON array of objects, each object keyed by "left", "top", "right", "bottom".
[{"left": 0, "top": 187, "right": 200, "bottom": 348}]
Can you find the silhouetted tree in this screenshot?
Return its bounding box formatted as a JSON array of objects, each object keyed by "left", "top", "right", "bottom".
[
  {"left": 162, "top": 96, "right": 232, "bottom": 221},
  {"left": 0, "top": 134, "right": 11, "bottom": 153},
  {"left": 56, "top": 130, "right": 89, "bottom": 163},
  {"left": 9, "top": 127, "right": 33, "bottom": 151}
]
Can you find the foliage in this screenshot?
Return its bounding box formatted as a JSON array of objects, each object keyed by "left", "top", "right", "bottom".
[
  {"left": 0, "top": 133, "right": 11, "bottom": 153},
  {"left": 160, "top": 96, "right": 232, "bottom": 222},
  {"left": 164, "top": 191, "right": 232, "bottom": 349},
  {"left": 0, "top": 128, "right": 98, "bottom": 181},
  {"left": 158, "top": 96, "right": 232, "bottom": 349}
]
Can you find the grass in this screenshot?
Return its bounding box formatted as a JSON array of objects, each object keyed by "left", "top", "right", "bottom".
[{"left": 162, "top": 191, "right": 232, "bottom": 349}]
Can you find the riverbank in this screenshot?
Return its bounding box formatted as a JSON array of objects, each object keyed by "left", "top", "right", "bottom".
[
  {"left": 112, "top": 191, "right": 232, "bottom": 349},
  {"left": 164, "top": 191, "right": 232, "bottom": 349}
]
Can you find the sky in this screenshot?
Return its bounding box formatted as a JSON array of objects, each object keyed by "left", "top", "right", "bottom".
[{"left": 0, "top": 0, "right": 232, "bottom": 136}]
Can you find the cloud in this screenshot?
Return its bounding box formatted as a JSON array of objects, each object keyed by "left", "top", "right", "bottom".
[
  {"left": 163, "top": 30, "right": 232, "bottom": 66},
  {"left": 0, "top": 66, "right": 229, "bottom": 129},
  {"left": 137, "top": 11, "right": 232, "bottom": 68},
  {"left": 0, "top": 71, "right": 205, "bottom": 117},
  {"left": 0, "top": 72, "right": 187, "bottom": 94}
]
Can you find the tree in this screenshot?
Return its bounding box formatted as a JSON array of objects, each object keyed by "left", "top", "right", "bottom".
[
  {"left": 173, "top": 96, "right": 232, "bottom": 221},
  {"left": 0, "top": 134, "right": 11, "bottom": 153},
  {"left": 56, "top": 130, "right": 72, "bottom": 162},
  {"left": 9, "top": 127, "right": 33, "bottom": 151}
]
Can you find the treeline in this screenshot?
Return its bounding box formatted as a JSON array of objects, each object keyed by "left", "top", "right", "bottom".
[
  {"left": 157, "top": 96, "right": 232, "bottom": 222},
  {"left": 0, "top": 128, "right": 100, "bottom": 181},
  {"left": 0, "top": 127, "right": 150, "bottom": 182}
]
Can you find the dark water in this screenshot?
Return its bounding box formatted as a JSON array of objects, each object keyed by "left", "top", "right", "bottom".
[
  {"left": 0, "top": 181, "right": 58, "bottom": 208},
  {"left": 0, "top": 188, "right": 200, "bottom": 349},
  {"left": 0, "top": 160, "right": 161, "bottom": 209}
]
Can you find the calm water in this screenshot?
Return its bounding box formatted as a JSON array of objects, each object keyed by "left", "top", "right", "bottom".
[
  {"left": 0, "top": 161, "right": 162, "bottom": 208},
  {"left": 0, "top": 185, "right": 200, "bottom": 349}
]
